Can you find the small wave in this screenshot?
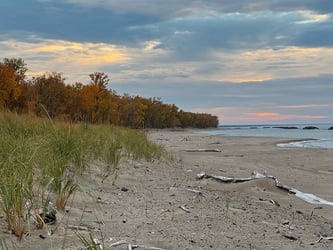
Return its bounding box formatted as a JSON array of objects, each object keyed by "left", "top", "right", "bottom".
[{"left": 277, "top": 138, "right": 333, "bottom": 149}]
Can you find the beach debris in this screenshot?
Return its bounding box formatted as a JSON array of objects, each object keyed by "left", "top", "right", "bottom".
[
  {"left": 93, "top": 238, "right": 103, "bottom": 249},
  {"left": 110, "top": 239, "right": 127, "bottom": 247},
  {"left": 269, "top": 199, "right": 280, "bottom": 207},
  {"left": 197, "top": 171, "right": 206, "bottom": 179},
  {"left": 66, "top": 224, "right": 100, "bottom": 232},
  {"left": 197, "top": 171, "right": 333, "bottom": 206},
  {"left": 185, "top": 148, "right": 221, "bottom": 152},
  {"left": 314, "top": 235, "right": 333, "bottom": 243},
  {"left": 169, "top": 186, "right": 202, "bottom": 195},
  {"left": 136, "top": 246, "right": 165, "bottom": 250},
  {"left": 43, "top": 209, "right": 57, "bottom": 224},
  {"left": 179, "top": 205, "right": 191, "bottom": 213},
  {"left": 196, "top": 171, "right": 262, "bottom": 183},
  {"left": 66, "top": 225, "right": 89, "bottom": 231},
  {"left": 282, "top": 234, "right": 298, "bottom": 241},
  {"left": 31, "top": 208, "right": 57, "bottom": 227},
  {"left": 110, "top": 241, "right": 165, "bottom": 250},
  {"left": 96, "top": 197, "right": 110, "bottom": 204}
]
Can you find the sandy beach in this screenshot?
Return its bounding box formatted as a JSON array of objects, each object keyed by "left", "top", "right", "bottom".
[{"left": 2, "top": 129, "right": 333, "bottom": 249}]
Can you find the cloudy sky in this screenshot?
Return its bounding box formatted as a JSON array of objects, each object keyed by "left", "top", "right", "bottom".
[{"left": 1, "top": 0, "right": 333, "bottom": 124}]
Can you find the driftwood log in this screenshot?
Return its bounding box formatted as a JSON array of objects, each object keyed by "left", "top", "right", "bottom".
[{"left": 197, "top": 171, "right": 333, "bottom": 206}]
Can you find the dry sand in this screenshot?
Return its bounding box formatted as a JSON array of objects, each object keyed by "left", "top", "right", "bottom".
[{"left": 2, "top": 129, "right": 333, "bottom": 249}]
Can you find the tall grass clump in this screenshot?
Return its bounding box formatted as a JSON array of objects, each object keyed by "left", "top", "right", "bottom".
[
  {"left": 0, "top": 135, "right": 35, "bottom": 239},
  {"left": 116, "top": 127, "right": 165, "bottom": 161},
  {"left": 0, "top": 112, "right": 165, "bottom": 240}
]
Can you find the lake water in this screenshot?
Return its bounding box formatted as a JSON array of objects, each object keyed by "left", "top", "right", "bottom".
[{"left": 203, "top": 124, "right": 333, "bottom": 149}]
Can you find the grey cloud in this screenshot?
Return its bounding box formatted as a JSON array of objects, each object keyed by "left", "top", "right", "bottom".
[
  {"left": 1, "top": 0, "right": 333, "bottom": 54},
  {"left": 112, "top": 75, "right": 333, "bottom": 113},
  {"left": 59, "top": 0, "right": 333, "bottom": 16}
]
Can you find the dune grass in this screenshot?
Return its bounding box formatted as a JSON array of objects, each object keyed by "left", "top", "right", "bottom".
[{"left": 0, "top": 112, "right": 165, "bottom": 239}]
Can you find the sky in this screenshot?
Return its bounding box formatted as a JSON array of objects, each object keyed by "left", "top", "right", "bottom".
[{"left": 1, "top": 0, "right": 333, "bottom": 125}]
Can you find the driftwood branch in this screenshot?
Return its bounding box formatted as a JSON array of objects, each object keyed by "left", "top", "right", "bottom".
[
  {"left": 110, "top": 240, "right": 127, "bottom": 247},
  {"left": 197, "top": 171, "right": 333, "bottom": 206},
  {"left": 110, "top": 241, "right": 165, "bottom": 250},
  {"left": 315, "top": 235, "right": 333, "bottom": 243},
  {"left": 310, "top": 235, "right": 333, "bottom": 245},
  {"left": 179, "top": 205, "right": 191, "bottom": 213},
  {"left": 66, "top": 225, "right": 89, "bottom": 231},
  {"left": 169, "top": 186, "right": 202, "bottom": 195}
]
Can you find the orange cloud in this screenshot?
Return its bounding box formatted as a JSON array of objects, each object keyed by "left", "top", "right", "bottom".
[
  {"left": 251, "top": 112, "right": 278, "bottom": 118},
  {"left": 0, "top": 38, "right": 131, "bottom": 82}
]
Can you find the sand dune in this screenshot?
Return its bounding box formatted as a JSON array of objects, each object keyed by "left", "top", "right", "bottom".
[{"left": 4, "top": 129, "right": 333, "bottom": 249}]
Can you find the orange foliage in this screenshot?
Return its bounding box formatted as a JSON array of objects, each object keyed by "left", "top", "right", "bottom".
[{"left": 1, "top": 57, "right": 219, "bottom": 128}]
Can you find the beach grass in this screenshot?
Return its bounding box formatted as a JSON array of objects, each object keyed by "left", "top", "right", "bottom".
[{"left": 0, "top": 112, "right": 165, "bottom": 239}]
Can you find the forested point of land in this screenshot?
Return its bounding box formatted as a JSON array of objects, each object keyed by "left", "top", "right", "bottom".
[{"left": 0, "top": 58, "right": 218, "bottom": 128}]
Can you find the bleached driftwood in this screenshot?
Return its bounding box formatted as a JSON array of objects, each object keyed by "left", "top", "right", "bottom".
[
  {"left": 66, "top": 225, "right": 89, "bottom": 231},
  {"left": 197, "top": 171, "right": 333, "bottom": 206},
  {"left": 66, "top": 224, "right": 100, "bottom": 232},
  {"left": 196, "top": 171, "right": 266, "bottom": 183},
  {"left": 185, "top": 149, "right": 221, "bottom": 152},
  {"left": 134, "top": 246, "right": 165, "bottom": 250},
  {"left": 169, "top": 186, "right": 202, "bottom": 195},
  {"left": 114, "top": 243, "right": 165, "bottom": 250},
  {"left": 179, "top": 205, "right": 191, "bottom": 213},
  {"left": 315, "top": 235, "right": 333, "bottom": 243},
  {"left": 311, "top": 235, "right": 333, "bottom": 245},
  {"left": 110, "top": 240, "right": 127, "bottom": 247}
]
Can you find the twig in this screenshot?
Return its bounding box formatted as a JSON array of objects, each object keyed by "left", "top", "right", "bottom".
[
  {"left": 132, "top": 246, "right": 165, "bottom": 250},
  {"left": 269, "top": 199, "right": 280, "bottom": 207},
  {"left": 66, "top": 225, "right": 89, "bottom": 231},
  {"left": 169, "top": 186, "right": 202, "bottom": 195},
  {"left": 110, "top": 240, "right": 127, "bottom": 247},
  {"left": 313, "top": 235, "right": 333, "bottom": 243},
  {"left": 282, "top": 234, "right": 297, "bottom": 241},
  {"left": 179, "top": 205, "right": 191, "bottom": 213}
]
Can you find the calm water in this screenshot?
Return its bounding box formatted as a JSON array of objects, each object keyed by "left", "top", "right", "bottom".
[{"left": 203, "top": 124, "right": 333, "bottom": 149}]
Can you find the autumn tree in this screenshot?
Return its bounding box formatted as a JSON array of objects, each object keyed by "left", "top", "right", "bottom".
[
  {"left": 2, "top": 57, "right": 28, "bottom": 84},
  {"left": 0, "top": 57, "right": 219, "bottom": 128},
  {"left": 85, "top": 72, "right": 112, "bottom": 123},
  {"left": 32, "top": 72, "right": 69, "bottom": 118},
  {"left": 89, "top": 72, "right": 109, "bottom": 89},
  {"left": 0, "top": 63, "right": 21, "bottom": 110},
  {"left": 119, "top": 95, "right": 147, "bottom": 128}
]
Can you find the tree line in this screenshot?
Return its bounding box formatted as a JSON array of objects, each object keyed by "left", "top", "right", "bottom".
[{"left": 0, "top": 58, "right": 218, "bottom": 128}]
